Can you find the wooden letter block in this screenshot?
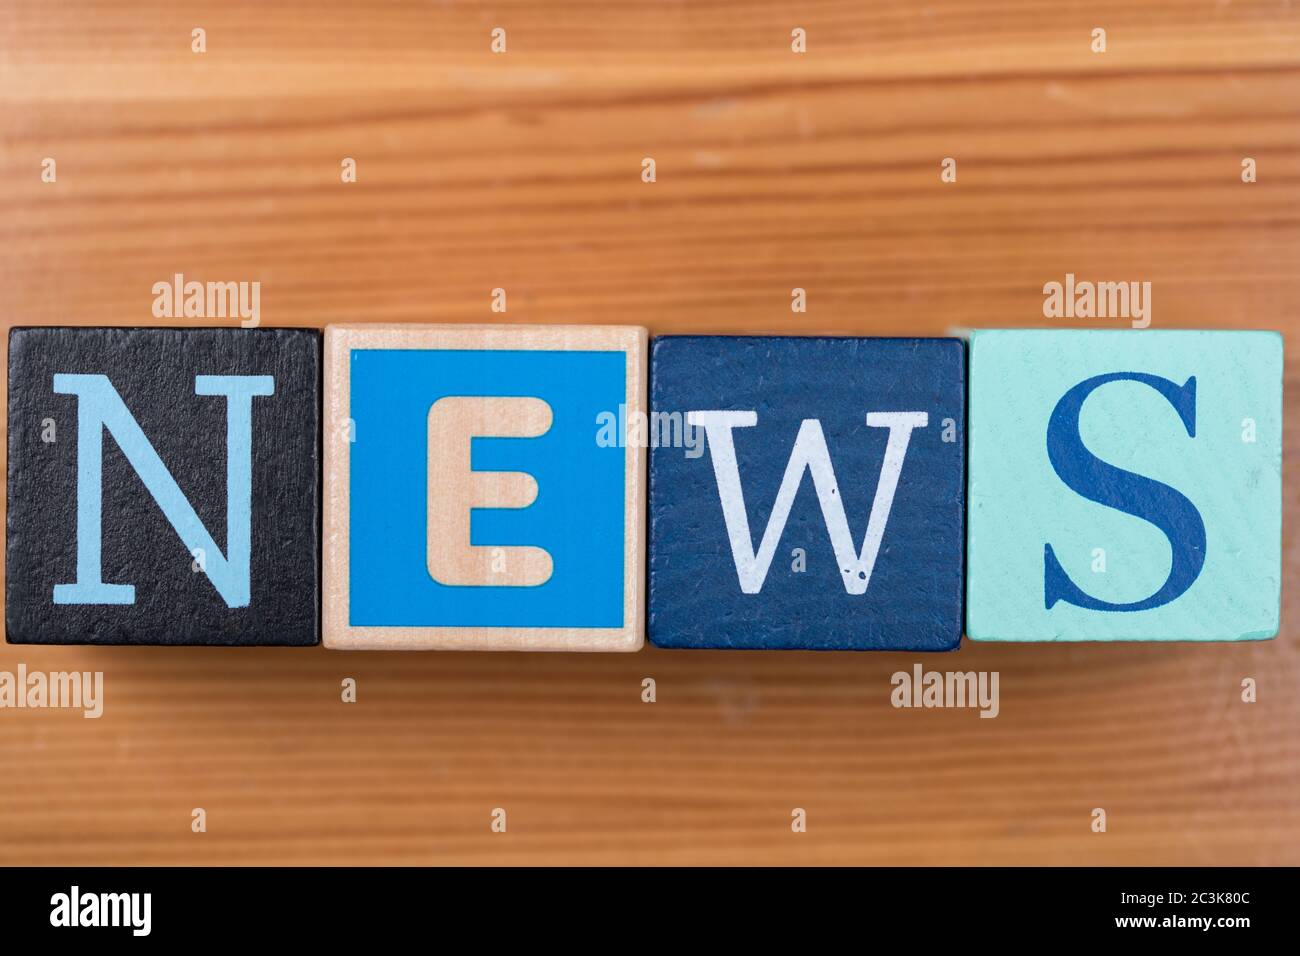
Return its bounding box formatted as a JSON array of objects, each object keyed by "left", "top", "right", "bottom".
[
  {"left": 967, "top": 329, "right": 1282, "bottom": 642},
  {"left": 648, "top": 336, "right": 966, "bottom": 651},
  {"left": 6, "top": 327, "right": 321, "bottom": 645},
  {"left": 323, "top": 324, "right": 646, "bottom": 651}
]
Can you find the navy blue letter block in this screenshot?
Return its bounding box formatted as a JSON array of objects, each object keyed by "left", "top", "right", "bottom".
[
  {"left": 6, "top": 327, "right": 321, "bottom": 645},
  {"left": 649, "top": 336, "right": 965, "bottom": 651}
]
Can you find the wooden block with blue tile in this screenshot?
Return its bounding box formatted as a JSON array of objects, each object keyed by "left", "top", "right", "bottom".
[
  {"left": 648, "top": 336, "right": 966, "bottom": 651},
  {"left": 967, "top": 329, "right": 1282, "bottom": 642},
  {"left": 6, "top": 326, "right": 321, "bottom": 645},
  {"left": 322, "top": 323, "right": 646, "bottom": 651}
]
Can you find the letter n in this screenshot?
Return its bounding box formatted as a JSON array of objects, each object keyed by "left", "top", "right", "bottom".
[{"left": 52, "top": 374, "right": 274, "bottom": 607}]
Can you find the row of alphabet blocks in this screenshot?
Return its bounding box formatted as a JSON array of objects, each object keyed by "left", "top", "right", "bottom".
[{"left": 5, "top": 325, "right": 1282, "bottom": 649}]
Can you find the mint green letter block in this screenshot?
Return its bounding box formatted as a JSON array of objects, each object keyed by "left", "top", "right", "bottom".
[{"left": 967, "top": 330, "right": 1281, "bottom": 642}]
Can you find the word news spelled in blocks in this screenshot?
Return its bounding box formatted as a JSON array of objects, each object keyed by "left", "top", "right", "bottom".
[
  {"left": 322, "top": 324, "right": 647, "bottom": 651},
  {"left": 967, "top": 330, "right": 1282, "bottom": 643},
  {"left": 6, "top": 327, "right": 321, "bottom": 645},
  {"left": 648, "top": 336, "right": 967, "bottom": 651},
  {"left": 3, "top": 325, "right": 1282, "bottom": 650}
]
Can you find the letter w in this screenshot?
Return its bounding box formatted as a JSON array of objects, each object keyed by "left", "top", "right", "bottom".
[
  {"left": 687, "top": 411, "right": 927, "bottom": 594},
  {"left": 52, "top": 374, "right": 274, "bottom": 607}
]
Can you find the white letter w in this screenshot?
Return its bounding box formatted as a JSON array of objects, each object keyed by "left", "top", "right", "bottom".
[{"left": 686, "top": 411, "right": 928, "bottom": 595}]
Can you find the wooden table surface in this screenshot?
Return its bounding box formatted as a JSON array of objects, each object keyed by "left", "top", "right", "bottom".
[{"left": 1, "top": 1, "right": 1296, "bottom": 865}]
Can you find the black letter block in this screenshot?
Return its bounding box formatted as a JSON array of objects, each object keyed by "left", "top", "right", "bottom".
[{"left": 6, "top": 327, "right": 320, "bottom": 645}]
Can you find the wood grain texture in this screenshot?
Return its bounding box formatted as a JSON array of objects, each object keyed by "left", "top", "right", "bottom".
[{"left": 0, "top": 0, "right": 1297, "bottom": 864}]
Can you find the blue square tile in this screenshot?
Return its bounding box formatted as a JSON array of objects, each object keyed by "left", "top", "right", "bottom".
[
  {"left": 348, "top": 347, "right": 625, "bottom": 628},
  {"left": 649, "top": 336, "right": 965, "bottom": 651},
  {"left": 323, "top": 324, "right": 646, "bottom": 651}
]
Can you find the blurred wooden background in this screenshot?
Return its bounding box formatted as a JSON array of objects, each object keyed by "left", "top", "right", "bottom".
[{"left": 0, "top": 1, "right": 1296, "bottom": 865}]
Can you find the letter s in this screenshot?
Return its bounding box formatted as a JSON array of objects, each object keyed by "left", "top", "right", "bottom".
[{"left": 1044, "top": 372, "right": 1206, "bottom": 612}]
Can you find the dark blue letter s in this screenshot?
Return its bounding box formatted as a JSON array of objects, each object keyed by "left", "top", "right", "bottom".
[{"left": 1044, "top": 372, "right": 1206, "bottom": 612}]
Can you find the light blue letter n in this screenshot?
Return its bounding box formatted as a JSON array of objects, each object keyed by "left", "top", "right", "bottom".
[{"left": 52, "top": 374, "right": 275, "bottom": 608}]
